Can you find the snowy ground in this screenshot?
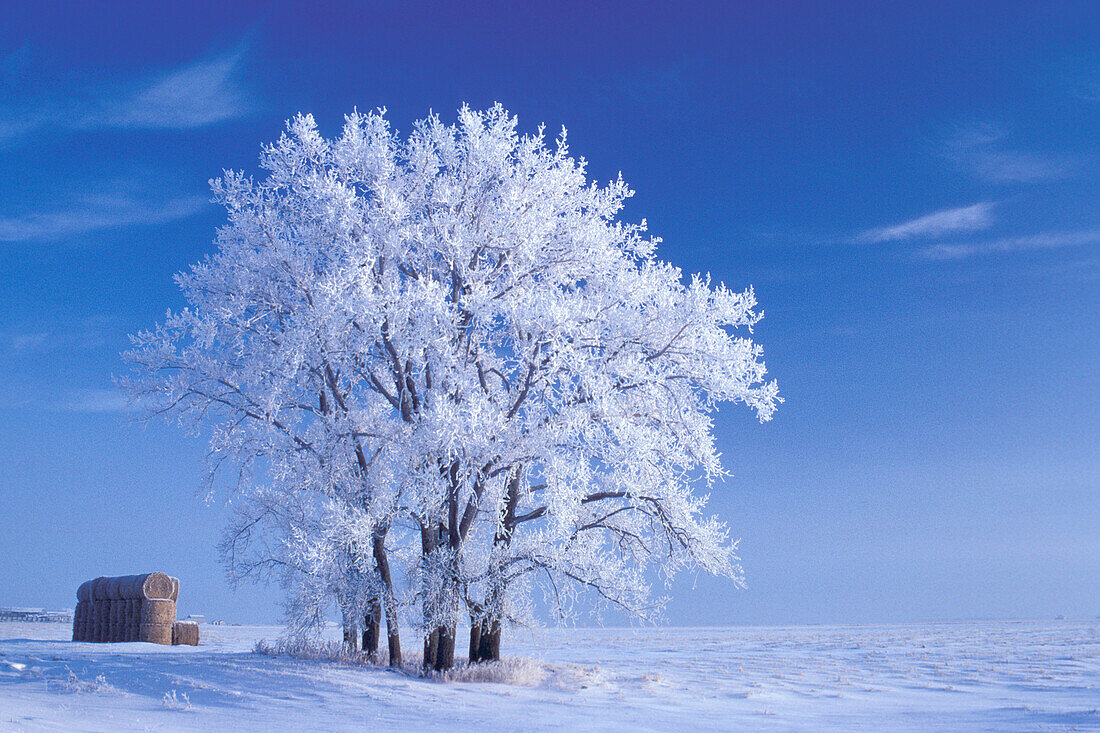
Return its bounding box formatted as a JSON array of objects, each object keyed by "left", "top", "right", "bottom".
[{"left": 1, "top": 620, "right": 1098, "bottom": 731}]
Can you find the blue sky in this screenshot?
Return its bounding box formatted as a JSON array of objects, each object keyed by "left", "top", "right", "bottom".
[{"left": 1, "top": 2, "right": 1097, "bottom": 625}]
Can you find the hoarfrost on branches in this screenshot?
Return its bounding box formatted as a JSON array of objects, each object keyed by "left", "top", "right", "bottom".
[{"left": 124, "top": 104, "right": 779, "bottom": 668}]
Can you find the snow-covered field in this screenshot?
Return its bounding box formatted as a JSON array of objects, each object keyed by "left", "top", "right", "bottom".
[{"left": 2, "top": 619, "right": 1098, "bottom": 731}]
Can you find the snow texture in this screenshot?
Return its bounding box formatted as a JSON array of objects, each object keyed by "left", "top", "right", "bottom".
[{"left": 2, "top": 620, "right": 1098, "bottom": 731}]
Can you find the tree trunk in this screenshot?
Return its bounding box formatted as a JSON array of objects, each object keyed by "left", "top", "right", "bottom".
[
  {"left": 477, "top": 616, "right": 502, "bottom": 661},
  {"left": 422, "top": 623, "right": 457, "bottom": 671},
  {"left": 468, "top": 612, "right": 482, "bottom": 662},
  {"left": 420, "top": 522, "right": 438, "bottom": 670},
  {"left": 419, "top": 520, "right": 458, "bottom": 671},
  {"left": 386, "top": 612, "right": 402, "bottom": 668},
  {"left": 468, "top": 470, "right": 518, "bottom": 664},
  {"left": 434, "top": 624, "right": 456, "bottom": 670},
  {"left": 362, "top": 595, "right": 381, "bottom": 657},
  {"left": 373, "top": 527, "right": 402, "bottom": 666},
  {"left": 423, "top": 628, "right": 440, "bottom": 670},
  {"left": 342, "top": 622, "right": 359, "bottom": 653},
  {"left": 470, "top": 609, "right": 503, "bottom": 663}
]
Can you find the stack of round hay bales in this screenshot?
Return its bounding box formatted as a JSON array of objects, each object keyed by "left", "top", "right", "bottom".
[
  {"left": 107, "top": 577, "right": 125, "bottom": 642},
  {"left": 92, "top": 577, "right": 111, "bottom": 643},
  {"left": 140, "top": 599, "right": 175, "bottom": 644},
  {"left": 72, "top": 573, "right": 180, "bottom": 645},
  {"left": 116, "top": 574, "right": 148, "bottom": 642},
  {"left": 82, "top": 578, "right": 95, "bottom": 642},
  {"left": 73, "top": 580, "right": 94, "bottom": 641},
  {"left": 125, "top": 595, "right": 140, "bottom": 642},
  {"left": 172, "top": 621, "right": 200, "bottom": 646},
  {"left": 83, "top": 578, "right": 101, "bottom": 642},
  {"left": 134, "top": 573, "right": 177, "bottom": 645}
]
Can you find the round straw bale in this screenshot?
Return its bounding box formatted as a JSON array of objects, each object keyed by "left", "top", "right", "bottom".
[
  {"left": 113, "top": 575, "right": 135, "bottom": 599},
  {"left": 141, "top": 598, "right": 177, "bottom": 625},
  {"left": 123, "top": 611, "right": 137, "bottom": 642},
  {"left": 126, "top": 575, "right": 145, "bottom": 598},
  {"left": 127, "top": 575, "right": 147, "bottom": 599},
  {"left": 95, "top": 601, "right": 111, "bottom": 642},
  {"left": 139, "top": 623, "right": 173, "bottom": 645},
  {"left": 91, "top": 577, "right": 109, "bottom": 601},
  {"left": 72, "top": 602, "right": 87, "bottom": 641},
  {"left": 77, "top": 580, "right": 94, "bottom": 603},
  {"left": 106, "top": 577, "right": 122, "bottom": 600},
  {"left": 116, "top": 601, "right": 129, "bottom": 640},
  {"left": 139, "top": 573, "right": 174, "bottom": 600},
  {"left": 106, "top": 602, "right": 121, "bottom": 642},
  {"left": 172, "top": 621, "right": 199, "bottom": 646},
  {"left": 169, "top": 576, "right": 179, "bottom": 602}
]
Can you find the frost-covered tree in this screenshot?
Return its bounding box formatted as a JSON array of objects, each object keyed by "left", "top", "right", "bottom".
[{"left": 125, "top": 104, "right": 778, "bottom": 671}]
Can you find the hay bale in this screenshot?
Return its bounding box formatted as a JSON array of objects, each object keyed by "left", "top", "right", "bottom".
[
  {"left": 72, "top": 601, "right": 89, "bottom": 641},
  {"left": 112, "top": 575, "right": 136, "bottom": 599},
  {"left": 95, "top": 600, "right": 111, "bottom": 642},
  {"left": 125, "top": 575, "right": 150, "bottom": 599},
  {"left": 108, "top": 601, "right": 124, "bottom": 642},
  {"left": 115, "top": 600, "right": 129, "bottom": 641},
  {"left": 138, "top": 622, "right": 173, "bottom": 645},
  {"left": 91, "top": 578, "right": 110, "bottom": 642},
  {"left": 86, "top": 599, "right": 98, "bottom": 637},
  {"left": 140, "top": 598, "right": 177, "bottom": 625},
  {"left": 123, "top": 599, "right": 139, "bottom": 641},
  {"left": 136, "top": 573, "right": 174, "bottom": 600},
  {"left": 172, "top": 622, "right": 199, "bottom": 646},
  {"left": 73, "top": 574, "right": 179, "bottom": 642},
  {"left": 98, "top": 573, "right": 176, "bottom": 599}
]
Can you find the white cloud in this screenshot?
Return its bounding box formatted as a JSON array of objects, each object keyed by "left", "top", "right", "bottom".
[
  {"left": 857, "top": 203, "right": 995, "bottom": 244},
  {"left": 962, "top": 150, "right": 1076, "bottom": 184},
  {"left": 8, "top": 332, "right": 50, "bottom": 351},
  {"left": 86, "top": 47, "right": 251, "bottom": 130},
  {"left": 0, "top": 191, "right": 206, "bottom": 244},
  {"left": 54, "top": 387, "right": 134, "bottom": 414},
  {"left": 942, "top": 121, "right": 1076, "bottom": 183},
  {"left": 1, "top": 317, "right": 117, "bottom": 354},
  {"left": 0, "top": 44, "right": 251, "bottom": 141},
  {"left": 917, "top": 229, "right": 1100, "bottom": 260}
]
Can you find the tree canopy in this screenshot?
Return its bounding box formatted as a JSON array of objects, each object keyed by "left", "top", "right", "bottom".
[{"left": 125, "top": 104, "right": 779, "bottom": 669}]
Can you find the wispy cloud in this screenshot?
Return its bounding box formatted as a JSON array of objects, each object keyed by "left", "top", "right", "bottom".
[
  {"left": 7, "top": 332, "right": 50, "bottom": 351},
  {"left": 857, "top": 203, "right": 995, "bottom": 244},
  {"left": 916, "top": 229, "right": 1100, "bottom": 260},
  {"left": 85, "top": 46, "right": 251, "bottom": 130},
  {"left": 0, "top": 190, "right": 206, "bottom": 244},
  {"left": 53, "top": 387, "right": 134, "bottom": 414},
  {"left": 942, "top": 122, "right": 1076, "bottom": 183},
  {"left": 0, "top": 44, "right": 252, "bottom": 142},
  {"left": 1, "top": 316, "right": 118, "bottom": 354}
]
